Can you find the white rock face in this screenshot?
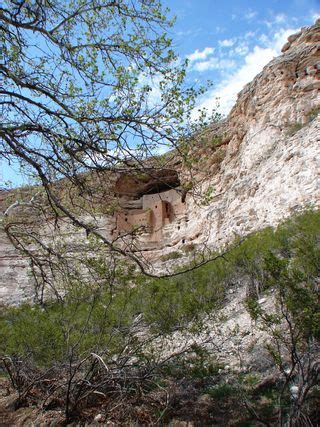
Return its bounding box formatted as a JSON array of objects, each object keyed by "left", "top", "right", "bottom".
[
  {"left": 0, "top": 22, "right": 319, "bottom": 303},
  {"left": 0, "top": 231, "right": 31, "bottom": 305},
  {"left": 186, "top": 117, "right": 319, "bottom": 251},
  {"left": 182, "top": 22, "right": 320, "bottom": 251}
]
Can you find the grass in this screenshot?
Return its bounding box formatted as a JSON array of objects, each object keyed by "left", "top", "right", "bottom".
[
  {"left": 306, "top": 105, "right": 320, "bottom": 122},
  {"left": 286, "top": 121, "right": 304, "bottom": 136},
  {"left": 285, "top": 104, "right": 320, "bottom": 136}
]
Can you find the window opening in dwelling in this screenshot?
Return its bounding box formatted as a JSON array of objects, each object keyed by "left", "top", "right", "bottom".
[{"left": 165, "top": 202, "right": 170, "bottom": 217}]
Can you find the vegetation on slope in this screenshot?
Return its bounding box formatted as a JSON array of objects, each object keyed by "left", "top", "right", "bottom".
[{"left": 0, "top": 209, "right": 319, "bottom": 424}]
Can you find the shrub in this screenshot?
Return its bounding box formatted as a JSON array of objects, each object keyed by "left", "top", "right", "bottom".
[
  {"left": 1, "top": 209, "right": 320, "bottom": 424},
  {"left": 306, "top": 105, "right": 320, "bottom": 122},
  {"left": 160, "top": 251, "right": 183, "bottom": 261},
  {"left": 286, "top": 121, "right": 304, "bottom": 136},
  {"left": 207, "top": 383, "right": 238, "bottom": 399}
]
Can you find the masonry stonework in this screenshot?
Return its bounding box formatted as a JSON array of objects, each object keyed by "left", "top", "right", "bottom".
[{"left": 114, "top": 188, "right": 186, "bottom": 242}]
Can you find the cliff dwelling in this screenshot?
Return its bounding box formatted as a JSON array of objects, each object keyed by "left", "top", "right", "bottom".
[{"left": 113, "top": 169, "right": 187, "bottom": 243}]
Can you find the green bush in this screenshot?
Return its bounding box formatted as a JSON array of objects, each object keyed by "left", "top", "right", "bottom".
[
  {"left": 160, "top": 251, "right": 183, "bottom": 261},
  {"left": 206, "top": 382, "right": 238, "bottom": 399},
  {"left": 286, "top": 121, "right": 304, "bottom": 136},
  {"left": 1, "top": 209, "right": 319, "bottom": 370},
  {"left": 306, "top": 105, "right": 320, "bottom": 122}
]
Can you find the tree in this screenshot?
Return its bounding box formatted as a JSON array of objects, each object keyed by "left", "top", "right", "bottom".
[
  {"left": 0, "top": 0, "right": 211, "bottom": 278},
  {"left": 247, "top": 251, "right": 320, "bottom": 426},
  {"left": 0, "top": 4, "right": 224, "bottom": 422}
]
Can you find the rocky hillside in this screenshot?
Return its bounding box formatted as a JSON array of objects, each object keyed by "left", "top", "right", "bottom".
[
  {"left": 185, "top": 21, "right": 320, "bottom": 249},
  {"left": 0, "top": 21, "right": 319, "bottom": 304}
]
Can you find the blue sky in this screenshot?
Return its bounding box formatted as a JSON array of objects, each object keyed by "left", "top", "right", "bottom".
[
  {"left": 1, "top": 0, "right": 319, "bottom": 187},
  {"left": 164, "top": 0, "right": 319, "bottom": 115}
]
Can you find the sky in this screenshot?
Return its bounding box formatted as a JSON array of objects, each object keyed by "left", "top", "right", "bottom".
[
  {"left": 163, "top": 0, "right": 319, "bottom": 115},
  {"left": 1, "top": 0, "right": 319, "bottom": 187}
]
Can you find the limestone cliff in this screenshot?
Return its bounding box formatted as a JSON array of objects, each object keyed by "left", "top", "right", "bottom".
[
  {"left": 183, "top": 21, "right": 319, "bottom": 252},
  {"left": 0, "top": 21, "right": 319, "bottom": 304}
]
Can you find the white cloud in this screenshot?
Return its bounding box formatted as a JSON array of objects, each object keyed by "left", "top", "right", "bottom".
[
  {"left": 215, "top": 26, "right": 225, "bottom": 34},
  {"left": 176, "top": 29, "right": 194, "bottom": 37},
  {"left": 193, "top": 58, "right": 235, "bottom": 72},
  {"left": 176, "top": 27, "right": 202, "bottom": 37},
  {"left": 186, "top": 47, "right": 215, "bottom": 64},
  {"left": 207, "top": 46, "right": 275, "bottom": 115},
  {"left": 244, "top": 31, "right": 255, "bottom": 39},
  {"left": 244, "top": 9, "right": 257, "bottom": 21},
  {"left": 230, "top": 42, "right": 250, "bottom": 56},
  {"left": 259, "top": 33, "right": 269, "bottom": 44},
  {"left": 275, "top": 13, "right": 286, "bottom": 24},
  {"left": 219, "top": 38, "right": 235, "bottom": 48},
  {"left": 269, "top": 27, "right": 298, "bottom": 52},
  {"left": 193, "top": 27, "right": 298, "bottom": 117},
  {"left": 264, "top": 13, "right": 292, "bottom": 28},
  {"left": 137, "top": 72, "right": 162, "bottom": 106}
]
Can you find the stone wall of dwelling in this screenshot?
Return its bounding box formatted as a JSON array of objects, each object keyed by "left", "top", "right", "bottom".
[
  {"left": 142, "top": 188, "right": 182, "bottom": 210},
  {"left": 116, "top": 209, "right": 151, "bottom": 234},
  {"left": 114, "top": 188, "right": 187, "bottom": 241},
  {"left": 150, "top": 201, "right": 167, "bottom": 242}
]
